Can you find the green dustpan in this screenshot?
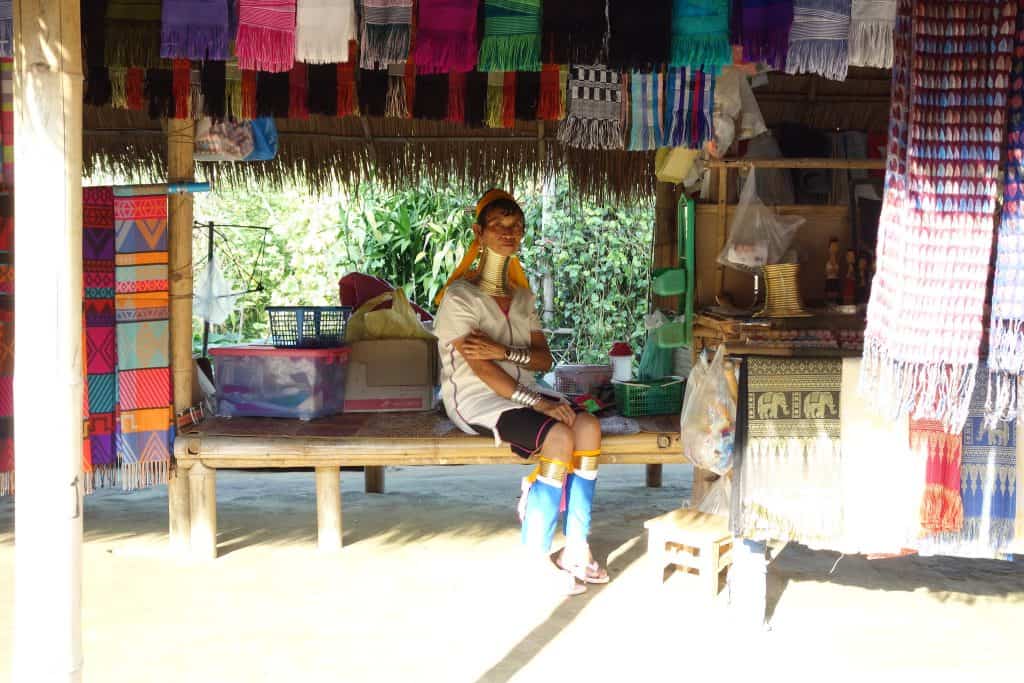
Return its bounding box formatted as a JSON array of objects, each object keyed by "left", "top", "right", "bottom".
[{"left": 654, "top": 195, "right": 695, "bottom": 349}]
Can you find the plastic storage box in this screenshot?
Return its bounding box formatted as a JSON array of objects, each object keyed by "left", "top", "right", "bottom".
[
  {"left": 554, "top": 364, "right": 613, "bottom": 395},
  {"left": 210, "top": 345, "right": 350, "bottom": 420}
]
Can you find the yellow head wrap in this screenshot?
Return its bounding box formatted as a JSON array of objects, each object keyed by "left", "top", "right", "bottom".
[{"left": 434, "top": 189, "right": 532, "bottom": 305}]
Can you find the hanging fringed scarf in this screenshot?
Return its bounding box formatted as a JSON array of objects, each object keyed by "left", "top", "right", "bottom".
[
  {"left": 202, "top": 61, "right": 227, "bottom": 119},
  {"left": 105, "top": 0, "right": 163, "bottom": 68},
  {"left": 360, "top": 0, "right": 414, "bottom": 70},
  {"left": 308, "top": 63, "right": 338, "bottom": 115},
  {"left": 296, "top": 0, "right": 356, "bottom": 63},
  {"left": 862, "top": 0, "right": 1014, "bottom": 433},
  {"left": 447, "top": 72, "right": 467, "bottom": 123},
  {"left": 0, "top": 192, "right": 11, "bottom": 495},
  {"left": 464, "top": 71, "right": 489, "bottom": 127},
  {"left": 172, "top": 59, "right": 192, "bottom": 119},
  {"left": 542, "top": 0, "right": 608, "bottom": 65},
  {"left": 160, "top": 0, "right": 230, "bottom": 60},
  {"left": 912, "top": 418, "right": 964, "bottom": 535},
  {"left": 558, "top": 65, "right": 624, "bottom": 150},
  {"left": 515, "top": 71, "right": 539, "bottom": 121},
  {"left": 241, "top": 69, "right": 258, "bottom": 119},
  {"left": 665, "top": 67, "right": 715, "bottom": 148},
  {"left": 360, "top": 68, "right": 389, "bottom": 116},
  {"left": 236, "top": 0, "right": 297, "bottom": 73},
  {"left": 785, "top": 0, "right": 851, "bottom": 81},
  {"left": 127, "top": 67, "right": 146, "bottom": 111},
  {"left": 627, "top": 70, "right": 666, "bottom": 151},
  {"left": 988, "top": 8, "right": 1024, "bottom": 423},
  {"left": 414, "top": 74, "right": 449, "bottom": 119},
  {"left": 84, "top": 0, "right": 113, "bottom": 106},
  {"left": 110, "top": 67, "right": 127, "bottom": 108},
  {"left": 289, "top": 62, "right": 309, "bottom": 119},
  {"left": 385, "top": 62, "right": 414, "bottom": 118},
  {"left": 337, "top": 43, "right": 360, "bottom": 116},
  {"left": 607, "top": 0, "right": 673, "bottom": 71},
  {"left": 485, "top": 71, "right": 516, "bottom": 128},
  {"left": 739, "top": 0, "right": 793, "bottom": 69},
  {"left": 848, "top": 0, "right": 896, "bottom": 68},
  {"left": 537, "top": 64, "right": 563, "bottom": 121},
  {"left": 256, "top": 71, "right": 290, "bottom": 118},
  {"left": 145, "top": 68, "right": 175, "bottom": 119},
  {"left": 190, "top": 66, "right": 204, "bottom": 120},
  {"left": 478, "top": 0, "right": 542, "bottom": 72},
  {"left": 670, "top": 0, "right": 733, "bottom": 73},
  {"left": 413, "top": 0, "right": 479, "bottom": 74},
  {"left": 0, "top": 0, "right": 11, "bottom": 58}
]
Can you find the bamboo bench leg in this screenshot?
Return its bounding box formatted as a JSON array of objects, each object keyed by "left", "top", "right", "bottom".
[
  {"left": 646, "top": 464, "right": 663, "bottom": 488},
  {"left": 315, "top": 466, "right": 343, "bottom": 552},
  {"left": 168, "top": 463, "right": 192, "bottom": 554},
  {"left": 189, "top": 463, "right": 218, "bottom": 560},
  {"left": 364, "top": 465, "right": 385, "bottom": 494}
]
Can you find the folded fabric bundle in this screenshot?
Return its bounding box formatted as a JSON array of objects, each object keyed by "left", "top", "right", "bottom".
[
  {"left": 670, "top": 0, "right": 733, "bottom": 72},
  {"left": 785, "top": 0, "right": 851, "bottom": 81},
  {"left": 296, "top": 0, "right": 356, "bottom": 63},
  {"left": 414, "top": 74, "right": 449, "bottom": 120},
  {"left": 478, "top": 0, "right": 542, "bottom": 72},
  {"left": 413, "top": 0, "right": 480, "bottom": 74},
  {"left": 236, "top": 0, "right": 297, "bottom": 73},
  {"left": 542, "top": 0, "right": 607, "bottom": 65},
  {"left": 558, "top": 65, "right": 624, "bottom": 150},
  {"left": 105, "top": 0, "right": 164, "bottom": 68},
  {"left": 256, "top": 71, "right": 290, "bottom": 118},
  {"left": 360, "top": 0, "right": 414, "bottom": 70},
  {"left": 202, "top": 61, "right": 227, "bottom": 119},
  {"left": 607, "top": 0, "right": 673, "bottom": 71},
  {"left": 194, "top": 118, "right": 256, "bottom": 160},
  {"left": 160, "top": 0, "right": 230, "bottom": 60},
  {"left": 666, "top": 67, "right": 715, "bottom": 149},
  {"left": 627, "top": 70, "right": 665, "bottom": 151},
  {"left": 515, "top": 71, "right": 539, "bottom": 121},
  {"left": 307, "top": 63, "right": 338, "bottom": 115},
  {"left": 848, "top": 0, "right": 895, "bottom": 68},
  {"left": 360, "top": 68, "right": 389, "bottom": 117},
  {"left": 739, "top": 0, "right": 793, "bottom": 69}
]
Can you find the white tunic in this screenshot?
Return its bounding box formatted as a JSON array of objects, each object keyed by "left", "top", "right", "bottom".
[{"left": 434, "top": 279, "right": 544, "bottom": 439}]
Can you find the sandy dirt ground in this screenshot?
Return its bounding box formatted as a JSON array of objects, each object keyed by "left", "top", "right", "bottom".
[{"left": 1, "top": 464, "right": 1023, "bottom": 683}]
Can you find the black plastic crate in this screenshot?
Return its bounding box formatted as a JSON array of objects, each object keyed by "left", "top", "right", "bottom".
[{"left": 267, "top": 306, "right": 352, "bottom": 348}]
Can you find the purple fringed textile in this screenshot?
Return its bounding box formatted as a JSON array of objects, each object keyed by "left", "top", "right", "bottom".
[
  {"left": 740, "top": 0, "right": 793, "bottom": 69},
  {"left": 161, "top": 0, "right": 230, "bottom": 60}
]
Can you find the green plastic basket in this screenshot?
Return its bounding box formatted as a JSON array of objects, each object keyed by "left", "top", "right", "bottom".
[{"left": 613, "top": 377, "right": 685, "bottom": 417}]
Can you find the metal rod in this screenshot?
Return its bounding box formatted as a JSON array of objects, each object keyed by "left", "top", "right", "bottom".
[{"left": 111, "top": 182, "right": 211, "bottom": 196}]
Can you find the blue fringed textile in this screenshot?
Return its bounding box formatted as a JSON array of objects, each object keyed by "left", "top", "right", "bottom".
[
  {"left": 627, "top": 71, "right": 666, "bottom": 151},
  {"left": 666, "top": 67, "right": 715, "bottom": 149}
]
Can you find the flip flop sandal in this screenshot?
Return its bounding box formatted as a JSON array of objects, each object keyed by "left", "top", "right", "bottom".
[{"left": 557, "top": 558, "right": 610, "bottom": 585}]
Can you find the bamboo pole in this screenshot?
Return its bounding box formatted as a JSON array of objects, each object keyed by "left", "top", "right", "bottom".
[{"left": 12, "top": 0, "right": 85, "bottom": 679}]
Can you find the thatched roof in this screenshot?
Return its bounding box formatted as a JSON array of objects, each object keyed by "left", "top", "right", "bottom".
[{"left": 84, "top": 68, "right": 890, "bottom": 202}]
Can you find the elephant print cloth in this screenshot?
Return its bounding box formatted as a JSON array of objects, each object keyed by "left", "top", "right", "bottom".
[{"left": 739, "top": 357, "right": 843, "bottom": 546}]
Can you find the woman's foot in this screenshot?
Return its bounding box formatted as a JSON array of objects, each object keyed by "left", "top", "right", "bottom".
[
  {"left": 522, "top": 554, "right": 587, "bottom": 596},
  {"left": 556, "top": 546, "right": 610, "bottom": 584}
]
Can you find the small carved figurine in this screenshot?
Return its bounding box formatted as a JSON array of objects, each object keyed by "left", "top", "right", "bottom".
[
  {"left": 842, "top": 249, "right": 857, "bottom": 306},
  {"left": 856, "top": 251, "right": 872, "bottom": 304},
  {"left": 824, "top": 237, "right": 841, "bottom": 305}
]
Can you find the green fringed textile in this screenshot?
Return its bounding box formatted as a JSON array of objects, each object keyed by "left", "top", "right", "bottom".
[
  {"left": 670, "top": 0, "right": 733, "bottom": 73},
  {"left": 477, "top": 0, "right": 541, "bottom": 72},
  {"left": 105, "top": 0, "right": 164, "bottom": 68}
]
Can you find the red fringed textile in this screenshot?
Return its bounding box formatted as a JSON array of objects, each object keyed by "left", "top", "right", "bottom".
[
  {"left": 126, "top": 67, "right": 145, "bottom": 111},
  {"left": 172, "top": 59, "right": 191, "bottom": 119},
  {"left": 502, "top": 71, "right": 515, "bottom": 129},
  {"left": 538, "top": 63, "right": 561, "bottom": 120},
  {"left": 447, "top": 71, "right": 466, "bottom": 123},
  {"left": 336, "top": 41, "right": 358, "bottom": 116},
  {"left": 242, "top": 69, "right": 258, "bottom": 119},
  {"left": 289, "top": 62, "right": 309, "bottom": 119},
  {"left": 404, "top": 61, "right": 416, "bottom": 117},
  {"left": 911, "top": 418, "right": 964, "bottom": 535}
]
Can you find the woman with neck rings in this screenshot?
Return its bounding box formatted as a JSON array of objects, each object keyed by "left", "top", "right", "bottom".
[{"left": 433, "top": 189, "right": 609, "bottom": 596}]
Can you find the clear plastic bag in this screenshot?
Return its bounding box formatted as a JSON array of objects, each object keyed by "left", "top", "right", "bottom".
[
  {"left": 696, "top": 473, "right": 732, "bottom": 518},
  {"left": 680, "top": 346, "right": 737, "bottom": 475},
  {"left": 717, "top": 172, "right": 804, "bottom": 272},
  {"left": 345, "top": 289, "right": 436, "bottom": 342}
]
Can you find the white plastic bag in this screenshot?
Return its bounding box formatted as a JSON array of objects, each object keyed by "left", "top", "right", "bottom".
[
  {"left": 680, "top": 346, "right": 736, "bottom": 475},
  {"left": 717, "top": 172, "right": 804, "bottom": 272},
  {"left": 696, "top": 473, "right": 732, "bottom": 517}
]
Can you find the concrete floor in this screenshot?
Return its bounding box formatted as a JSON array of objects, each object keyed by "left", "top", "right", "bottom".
[{"left": 2, "top": 464, "right": 1023, "bottom": 682}]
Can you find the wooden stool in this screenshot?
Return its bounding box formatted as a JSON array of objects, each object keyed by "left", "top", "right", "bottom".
[{"left": 644, "top": 508, "right": 733, "bottom": 597}]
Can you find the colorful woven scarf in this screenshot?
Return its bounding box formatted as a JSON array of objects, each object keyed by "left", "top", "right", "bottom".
[
  {"left": 740, "top": 357, "right": 843, "bottom": 547},
  {"left": 236, "top": 0, "right": 297, "bottom": 73},
  {"left": 83, "top": 187, "right": 119, "bottom": 488},
  {"left": 666, "top": 67, "right": 715, "bottom": 149},
  {"left": 627, "top": 70, "right": 665, "bottom": 151},
  {"left": 558, "top": 65, "right": 624, "bottom": 150},
  {"left": 0, "top": 191, "right": 10, "bottom": 496},
  {"left": 289, "top": 63, "right": 309, "bottom": 119},
  {"left": 537, "top": 63, "right": 568, "bottom": 121},
  {"left": 848, "top": 0, "right": 896, "bottom": 68},
  {"left": 160, "top": 0, "right": 230, "bottom": 60},
  {"left": 542, "top": 0, "right": 607, "bottom": 65},
  {"left": 105, "top": 0, "right": 163, "bottom": 68},
  {"left": 670, "top": 0, "right": 733, "bottom": 73},
  {"left": 911, "top": 418, "right": 963, "bottom": 535},
  {"left": 485, "top": 71, "right": 515, "bottom": 128},
  {"left": 862, "top": 0, "right": 1013, "bottom": 433},
  {"left": 296, "top": 0, "right": 357, "bottom": 64},
  {"left": 337, "top": 42, "right": 360, "bottom": 116},
  {"left": 0, "top": 0, "right": 11, "bottom": 58},
  {"left": 359, "top": 0, "right": 414, "bottom": 70},
  {"left": 739, "top": 0, "right": 793, "bottom": 70},
  {"left": 413, "top": 0, "right": 479, "bottom": 74},
  {"left": 785, "top": 0, "right": 851, "bottom": 81},
  {"left": 478, "top": 0, "right": 542, "bottom": 72},
  {"left": 114, "top": 189, "right": 172, "bottom": 490},
  {"left": 988, "top": 8, "right": 1024, "bottom": 423},
  {"left": 607, "top": 0, "right": 673, "bottom": 71}
]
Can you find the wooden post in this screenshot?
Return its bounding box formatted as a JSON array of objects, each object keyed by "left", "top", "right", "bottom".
[
  {"left": 167, "top": 119, "right": 195, "bottom": 551},
  {"left": 12, "top": 0, "right": 85, "bottom": 679},
  {"left": 715, "top": 166, "right": 729, "bottom": 299},
  {"left": 364, "top": 465, "right": 385, "bottom": 493},
  {"left": 315, "top": 466, "right": 342, "bottom": 551},
  {"left": 188, "top": 463, "right": 217, "bottom": 560}
]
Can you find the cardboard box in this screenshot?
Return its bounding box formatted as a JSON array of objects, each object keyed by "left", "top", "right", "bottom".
[{"left": 343, "top": 338, "right": 439, "bottom": 412}]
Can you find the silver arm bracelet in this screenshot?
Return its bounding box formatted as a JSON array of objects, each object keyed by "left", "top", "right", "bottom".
[
  {"left": 511, "top": 384, "right": 542, "bottom": 408},
  {"left": 504, "top": 346, "right": 532, "bottom": 366}
]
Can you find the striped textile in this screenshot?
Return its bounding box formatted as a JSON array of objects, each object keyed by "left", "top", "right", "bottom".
[
  {"left": 359, "top": 0, "right": 414, "bottom": 70},
  {"left": 296, "top": 0, "right": 357, "bottom": 63},
  {"left": 785, "top": 0, "right": 851, "bottom": 81},
  {"left": 236, "top": 0, "right": 297, "bottom": 73},
  {"left": 477, "top": 0, "right": 542, "bottom": 72},
  {"left": 0, "top": 0, "right": 11, "bottom": 58},
  {"left": 557, "top": 65, "right": 624, "bottom": 150},
  {"left": 627, "top": 70, "right": 666, "bottom": 151},
  {"left": 849, "top": 0, "right": 896, "bottom": 68},
  {"left": 666, "top": 67, "right": 715, "bottom": 149},
  {"left": 114, "top": 190, "right": 173, "bottom": 490},
  {"left": 0, "top": 189, "right": 9, "bottom": 495}
]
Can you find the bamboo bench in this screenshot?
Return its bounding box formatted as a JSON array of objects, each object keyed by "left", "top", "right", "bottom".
[{"left": 170, "top": 411, "right": 685, "bottom": 558}]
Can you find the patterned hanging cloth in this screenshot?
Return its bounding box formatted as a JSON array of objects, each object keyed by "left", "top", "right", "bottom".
[
  {"left": 336, "top": 41, "right": 360, "bottom": 116},
  {"left": 607, "top": 0, "right": 673, "bottom": 71},
  {"left": 477, "top": 0, "right": 542, "bottom": 72},
  {"left": 413, "top": 0, "right": 479, "bottom": 74},
  {"left": 558, "top": 65, "right": 624, "bottom": 150},
  {"left": 739, "top": 0, "right": 793, "bottom": 69},
  {"left": 911, "top": 418, "right": 964, "bottom": 535},
  {"left": 113, "top": 188, "right": 173, "bottom": 490},
  {"left": 542, "top": 0, "right": 607, "bottom": 65},
  {"left": 670, "top": 0, "right": 733, "bottom": 73},
  {"left": 295, "top": 0, "right": 357, "bottom": 64},
  {"left": 785, "top": 0, "right": 851, "bottom": 81},
  {"left": 105, "top": 0, "right": 164, "bottom": 68},
  {"left": 988, "top": 7, "right": 1024, "bottom": 423},
  {"left": 848, "top": 0, "right": 896, "bottom": 68},
  {"left": 236, "top": 0, "right": 297, "bottom": 73},
  {"left": 0, "top": 0, "right": 11, "bottom": 58},
  {"left": 0, "top": 188, "right": 10, "bottom": 496},
  {"left": 627, "top": 70, "right": 666, "bottom": 151},
  {"left": 360, "top": 0, "right": 414, "bottom": 70},
  {"left": 861, "top": 0, "right": 1014, "bottom": 433},
  {"left": 665, "top": 66, "right": 715, "bottom": 148},
  {"left": 485, "top": 71, "right": 515, "bottom": 128},
  {"left": 160, "top": 0, "right": 230, "bottom": 60}
]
